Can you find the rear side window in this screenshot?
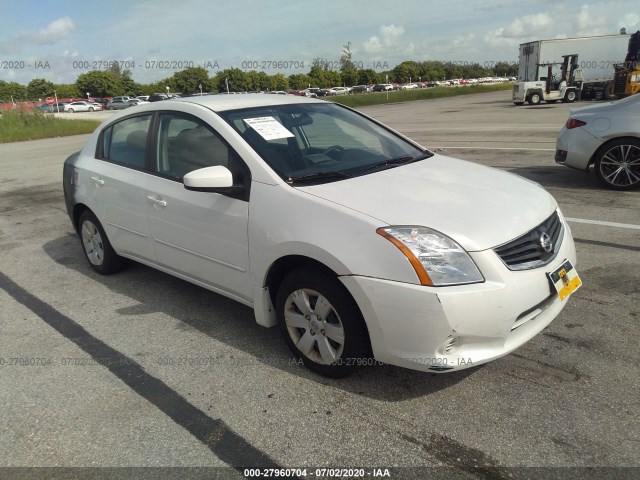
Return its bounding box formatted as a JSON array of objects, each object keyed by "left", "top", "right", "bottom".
[{"left": 100, "top": 115, "right": 152, "bottom": 169}]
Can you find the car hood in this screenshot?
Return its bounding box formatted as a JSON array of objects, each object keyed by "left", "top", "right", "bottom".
[{"left": 296, "top": 154, "right": 558, "bottom": 252}]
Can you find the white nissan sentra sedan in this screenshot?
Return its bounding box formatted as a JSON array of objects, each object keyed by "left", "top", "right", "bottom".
[{"left": 63, "top": 94, "right": 581, "bottom": 377}]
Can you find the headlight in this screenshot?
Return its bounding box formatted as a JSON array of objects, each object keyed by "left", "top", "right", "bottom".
[{"left": 377, "top": 226, "right": 484, "bottom": 286}]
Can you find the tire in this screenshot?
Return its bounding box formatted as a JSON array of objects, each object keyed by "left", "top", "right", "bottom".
[
  {"left": 527, "top": 93, "right": 541, "bottom": 105},
  {"left": 513, "top": 102, "right": 524, "bottom": 106},
  {"left": 78, "top": 210, "right": 126, "bottom": 274},
  {"left": 594, "top": 138, "right": 640, "bottom": 190},
  {"left": 276, "top": 268, "right": 370, "bottom": 378},
  {"left": 68, "top": 108, "right": 74, "bottom": 113},
  {"left": 88, "top": 107, "right": 94, "bottom": 112},
  {"left": 563, "top": 90, "right": 577, "bottom": 103},
  {"left": 603, "top": 82, "right": 616, "bottom": 100}
]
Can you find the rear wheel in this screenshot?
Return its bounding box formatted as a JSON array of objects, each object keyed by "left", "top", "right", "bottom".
[
  {"left": 88, "top": 107, "right": 94, "bottom": 112},
  {"left": 594, "top": 139, "right": 640, "bottom": 190},
  {"left": 276, "top": 268, "right": 370, "bottom": 378},
  {"left": 78, "top": 210, "right": 126, "bottom": 274}
]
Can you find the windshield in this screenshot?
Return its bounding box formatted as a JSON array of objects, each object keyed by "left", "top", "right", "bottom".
[{"left": 219, "top": 102, "right": 431, "bottom": 184}]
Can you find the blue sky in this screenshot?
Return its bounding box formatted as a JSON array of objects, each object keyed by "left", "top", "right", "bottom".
[{"left": 0, "top": 0, "right": 638, "bottom": 84}]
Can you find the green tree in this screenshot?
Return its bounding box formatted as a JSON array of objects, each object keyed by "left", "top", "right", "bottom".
[
  {"left": 215, "top": 68, "right": 248, "bottom": 92},
  {"left": 118, "top": 76, "right": 139, "bottom": 96},
  {"left": 308, "top": 65, "right": 342, "bottom": 87},
  {"left": 392, "top": 61, "right": 420, "bottom": 83},
  {"left": 244, "top": 70, "right": 272, "bottom": 91},
  {"left": 443, "top": 62, "right": 464, "bottom": 80},
  {"left": 0, "top": 82, "right": 27, "bottom": 102},
  {"left": 26, "top": 78, "right": 54, "bottom": 100},
  {"left": 493, "top": 61, "right": 517, "bottom": 77},
  {"left": 358, "top": 69, "right": 379, "bottom": 85},
  {"left": 287, "top": 73, "right": 313, "bottom": 90},
  {"left": 52, "top": 83, "right": 80, "bottom": 99},
  {"left": 341, "top": 68, "right": 359, "bottom": 87},
  {"left": 418, "top": 61, "right": 446, "bottom": 81},
  {"left": 76, "top": 70, "right": 121, "bottom": 97},
  {"left": 340, "top": 42, "right": 356, "bottom": 71},
  {"left": 269, "top": 73, "right": 289, "bottom": 91},
  {"left": 171, "top": 67, "right": 212, "bottom": 94}
]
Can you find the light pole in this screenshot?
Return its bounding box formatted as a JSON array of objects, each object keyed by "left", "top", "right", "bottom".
[
  {"left": 165, "top": 86, "right": 170, "bottom": 97},
  {"left": 385, "top": 74, "right": 389, "bottom": 101},
  {"left": 86, "top": 92, "right": 90, "bottom": 100}
]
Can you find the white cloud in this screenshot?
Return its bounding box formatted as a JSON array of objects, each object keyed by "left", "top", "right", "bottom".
[
  {"left": 619, "top": 13, "right": 640, "bottom": 30},
  {"left": 0, "top": 17, "right": 76, "bottom": 54},
  {"left": 483, "top": 12, "right": 554, "bottom": 48},
  {"left": 574, "top": 5, "right": 608, "bottom": 36},
  {"left": 502, "top": 13, "right": 553, "bottom": 38},
  {"left": 363, "top": 24, "right": 415, "bottom": 57},
  {"left": 28, "top": 17, "right": 76, "bottom": 45}
]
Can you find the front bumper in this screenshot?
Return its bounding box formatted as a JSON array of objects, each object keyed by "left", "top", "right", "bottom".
[{"left": 340, "top": 221, "right": 578, "bottom": 373}]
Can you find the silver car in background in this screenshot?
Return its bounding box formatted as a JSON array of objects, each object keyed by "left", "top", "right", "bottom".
[{"left": 555, "top": 94, "right": 640, "bottom": 190}]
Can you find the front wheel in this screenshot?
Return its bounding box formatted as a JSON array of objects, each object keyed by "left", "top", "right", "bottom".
[
  {"left": 78, "top": 210, "right": 126, "bottom": 274},
  {"left": 594, "top": 139, "right": 640, "bottom": 190},
  {"left": 88, "top": 107, "right": 94, "bottom": 112},
  {"left": 563, "top": 90, "right": 577, "bottom": 103},
  {"left": 67, "top": 108, "right": 74, "bottom": 113},
  {"left": 527, "top": 93, "right": 541, "bottom": 105},
  {"left": 276, "top": 268, "right": 370, "bottom": 378}
]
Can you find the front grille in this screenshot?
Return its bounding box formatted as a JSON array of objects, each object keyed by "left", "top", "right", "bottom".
[{"left": 494, "top": 211, "right": 563, "bottom": 271}]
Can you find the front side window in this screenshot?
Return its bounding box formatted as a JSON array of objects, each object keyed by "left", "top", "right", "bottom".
[
  {"left": 155, "top": 114, "right": 233, "bottom": 177},
  {"left": 219, "top": 103, "right": 430, "bottom": 184},
  {"left": 100, "top": 115, "right": 152, "bottom": 169},
  {"left": 154, "top": 113, "right": 251, "bottom": 198}
]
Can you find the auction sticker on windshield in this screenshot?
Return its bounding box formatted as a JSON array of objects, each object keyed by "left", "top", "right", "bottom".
[{"left": 244, "top": 116, "right": 294, "bottom": 140}]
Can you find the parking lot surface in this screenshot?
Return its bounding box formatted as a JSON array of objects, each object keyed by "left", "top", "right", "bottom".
[{"left": 1, "top": 91, "right": 638, "bottom": 479}]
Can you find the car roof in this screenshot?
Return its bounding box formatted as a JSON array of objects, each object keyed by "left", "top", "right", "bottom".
[{"left": 162, "top": 93, "right": 326, "bottom": 112}]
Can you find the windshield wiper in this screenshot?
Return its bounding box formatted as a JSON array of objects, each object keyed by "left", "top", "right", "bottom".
[
  {"left": 358, "top": 153, "right": 431, "bottom": 175},
  {"left": 287, "top": 171, "right": 353, "bottom": 185}
]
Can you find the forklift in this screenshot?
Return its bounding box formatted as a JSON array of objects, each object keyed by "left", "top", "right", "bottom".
[
  {"left": 513, "top": 54, "right": 582, "bottom": 105},
  {"left": 614, "top": 31, "right": 640, "bottom": 97}
]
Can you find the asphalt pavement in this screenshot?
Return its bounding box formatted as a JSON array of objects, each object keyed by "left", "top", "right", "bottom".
[{"left": 0, "top": 91, "right": 638, "bottom": 480}]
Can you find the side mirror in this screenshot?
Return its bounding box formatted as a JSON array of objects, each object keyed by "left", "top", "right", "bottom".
[{"left": 183, "top": 165, "right": 233, "bottom": 191}]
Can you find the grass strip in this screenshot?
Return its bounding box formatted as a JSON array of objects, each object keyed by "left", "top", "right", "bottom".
[{"left": 0, "top": 109, "right": 100, "bottom": 143}]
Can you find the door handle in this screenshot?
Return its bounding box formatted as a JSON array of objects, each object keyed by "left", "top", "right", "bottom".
[
  {"left": 90, "top": 176, "right": 105, "bottom": 186},
  {"left": 146, "top": 195, "right": 167, "bottom": 207}
]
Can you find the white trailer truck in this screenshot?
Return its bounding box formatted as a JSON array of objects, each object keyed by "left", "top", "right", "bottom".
[{"left": 512, "top": 34, "right": 629, "bottom": 105}]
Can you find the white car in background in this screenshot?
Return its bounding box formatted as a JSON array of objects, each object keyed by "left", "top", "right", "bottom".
[
  {"left": 64, "top": 101, "right": 101, "bottom": 113},
  {"left": 555, "top": 93, "right": 640, "bottom": 190},
  {"left": 63, "top": 94, "right": 581, "bottom": 377}
]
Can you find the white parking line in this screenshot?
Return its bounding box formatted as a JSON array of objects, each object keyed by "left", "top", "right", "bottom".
[{"left": 566, "top": 217, "right": 640, "bottom": 230}]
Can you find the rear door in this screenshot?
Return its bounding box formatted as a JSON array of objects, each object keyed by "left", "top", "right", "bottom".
[{"left": 88, "top": 113, "right": 156, "bottom": 262}]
